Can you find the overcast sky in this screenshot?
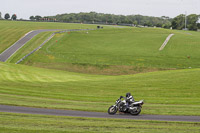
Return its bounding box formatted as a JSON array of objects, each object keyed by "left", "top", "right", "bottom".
[{"left": 1, "top": 0, "right": 200, "bottom": 19}]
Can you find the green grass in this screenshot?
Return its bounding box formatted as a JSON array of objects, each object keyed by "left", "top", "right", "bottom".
[
  {"left": 16, "top": 27, "right": 200, "bottom": 75},
  {"left": 1, "top": 20, "right": 200, "bottom": 131},
  {"left": 0, "top": 112, "right": 199, "bottom": 133},
  {"left": 0, "top": 20, "right": 98, "bottom": 54},
  {"left": 6, "top": 31, "right": 54, "bottom": 63},
  {"left": 0, "top": 62, "right": 200, "bottom": 116}
]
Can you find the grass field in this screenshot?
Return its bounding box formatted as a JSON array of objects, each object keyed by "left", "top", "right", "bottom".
[
  {"left": 0, "top": 20, "right": 97, "bottom": 54},
  {"left": 11, "top": 27, "right": 200, "bottom": 75},
  {"left": 0, "top": 112, "right": 200, "bottom": 133},
  {"left": 6, "top": 31, "right": 54, "bottom": 63},
  {"left": 1, "top": 20, "right": 200, "bottom": 132},
  {"left": 0, "top": 62, "right": 200, "bottom": 116}
]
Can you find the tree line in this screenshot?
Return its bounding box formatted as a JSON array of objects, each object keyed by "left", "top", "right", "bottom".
[
  {"left": 37, "top": 12, "right": 200, "bottom": 31},
  {"left": 0, "top": 12, "right": 17, "bottom": 20},
  {"left": 46, "top": 12, "right": 173, "bottom": 29},
  {"left": 0, "top": 11, "right": 199, "bottom": 31},
  {"left": 172, "top": 14, "right": 200, "bottom": 31}
]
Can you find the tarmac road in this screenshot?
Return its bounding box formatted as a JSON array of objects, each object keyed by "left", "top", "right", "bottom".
[
  {"left": 0, "top": 105, "right": 199, "bottom": 122},
  {"left": 0, "top": 29, "right": 61, "bottom": 62}
]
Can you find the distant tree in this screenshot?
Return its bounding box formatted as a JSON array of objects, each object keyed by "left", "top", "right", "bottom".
[
  {"left": 156, "top": 23, "right": 162, "bottom": 27},
  {"left": 172, "top": 14, "right": 200, "bottom": 31},
  {"left": 144, "top": 21, "right": 152, "bottom": 27},
  {"left": 162, "top": 23, "right": 171, "bottom": 29},
  {"left": 4, "top": 13, "right": 10, "bottom": 20},
  {"left": 11, "top": 14, "right": 17, "bottom": 20},
  {"left": 29, "top": 16, "right": 35, "bottom": 20},
  {"left": 0, "top": 12, "right": 2, "bottom": 19},
  {"left": 171, "top": 14, "right": 185, "bottom": 30},
  {"left": 35, "top": 15, "right": 42, "bottom": 21},
  {"left": 161, "top": 16, "right": 170, "bottom": 20},
  {"left": 197, "top": 23, "right": 200, "bottom": 29},
  {"left": 133, "top": 20, "right": 138, "bottom": 26},
  {"left": 187, "top": 14, "right": 199, "bottom": 31}
]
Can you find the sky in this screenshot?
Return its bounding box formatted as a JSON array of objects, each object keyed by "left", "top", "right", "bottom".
[{"left": 0, "top": 0, "right": 200, "bottom": 19}]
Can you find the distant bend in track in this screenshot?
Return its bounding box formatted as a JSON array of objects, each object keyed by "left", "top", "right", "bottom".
[{"left": 0, "top": 29, "right": 62, "bottom": 62}]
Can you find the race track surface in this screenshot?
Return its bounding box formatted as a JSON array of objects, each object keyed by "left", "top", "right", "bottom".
[
  {"left": 0, "top": 29, "right": 61, "bottom": 62},
  {"left": 0, "top": 105, "right": 199, "bottom": 122}
]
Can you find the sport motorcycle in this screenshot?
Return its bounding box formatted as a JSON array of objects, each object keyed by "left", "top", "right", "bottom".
[{"left": 108, "top": 96, "right": 144, "bottom": 115}]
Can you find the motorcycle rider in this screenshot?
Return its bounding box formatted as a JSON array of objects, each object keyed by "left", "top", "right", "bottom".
[
  {"left": 125, "top": 92, "right": 134, "bottom": 109},
  {"left": 120, "top": 92, "right": 135, "bottom": 110}
]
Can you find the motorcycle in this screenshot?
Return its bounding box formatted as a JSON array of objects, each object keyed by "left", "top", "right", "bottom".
[{"left": 108, "top": 96, "right": 144, "bottom": 115}]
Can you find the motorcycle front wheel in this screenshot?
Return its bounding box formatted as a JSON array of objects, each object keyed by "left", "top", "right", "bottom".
[{"left": 108, "top": 106, "right": 118, "bottom": 115}]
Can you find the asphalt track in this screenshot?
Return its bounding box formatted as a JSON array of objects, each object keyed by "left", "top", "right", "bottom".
[
  {"left": 0, "top": 105, "right": 200, "bottom": 122},
  {"left": 0, "top": 29, "right": 61, "bottom": 62}
]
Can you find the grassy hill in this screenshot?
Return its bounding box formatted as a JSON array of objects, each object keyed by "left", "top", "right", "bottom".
[
  {"left": 0, "top": 20, "right": 97, "bottom": 54},
  {"left": 10, "top": 27, "right": 200, "bottom": 75},
  {"left": 0, "top": 62, "right": 200, "bottom": 116},
  {"left": 1, "top": 21, "right": 200, "bottom": 115},
  {"left": 1, "top": 20, "right": 200, "bottom": 132}
]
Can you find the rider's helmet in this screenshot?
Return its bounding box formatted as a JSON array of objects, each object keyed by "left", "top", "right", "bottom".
[{"left": 126, "top": 93, "right": 131, "bottom": 97}]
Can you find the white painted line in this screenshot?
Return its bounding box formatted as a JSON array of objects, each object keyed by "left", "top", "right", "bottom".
[{"left": 159, "top": 34, "right": 174, "bottom": 51}]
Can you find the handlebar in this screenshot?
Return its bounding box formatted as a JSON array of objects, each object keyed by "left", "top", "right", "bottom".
[{"left": 120, "top": 96, "right": 125, "bottom": 99}]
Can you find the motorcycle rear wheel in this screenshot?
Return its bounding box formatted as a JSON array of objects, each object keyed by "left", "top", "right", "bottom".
[
  {"left": 130, "top": 107, "right": 141, "bottom": 115},
  {"left": 108, "top": 106, "right": 117, "bottom": 115}
]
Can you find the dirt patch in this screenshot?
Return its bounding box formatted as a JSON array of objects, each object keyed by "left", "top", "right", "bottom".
[{"left": 25, "top": 62, "right": 175, "bottom": 75}]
